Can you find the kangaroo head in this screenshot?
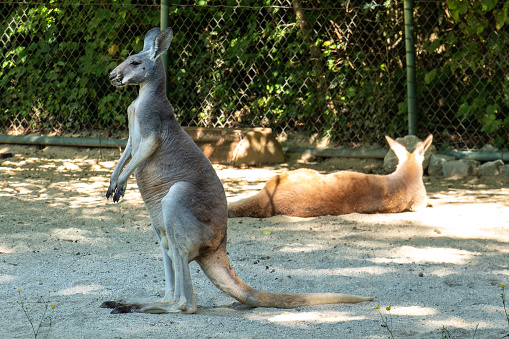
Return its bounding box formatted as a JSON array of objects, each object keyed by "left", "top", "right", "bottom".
[
  {"left": 109, "top": 27, "right": 173, "bottom": 87},
  {"left": 385, "top": 134, "right": 433, "bottom": 169}
]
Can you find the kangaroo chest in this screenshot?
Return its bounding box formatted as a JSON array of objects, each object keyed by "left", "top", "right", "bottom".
[{"left": 127, "top": 96, "right": 144, "bottom": 156}]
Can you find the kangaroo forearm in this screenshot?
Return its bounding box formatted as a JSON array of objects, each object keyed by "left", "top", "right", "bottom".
[{"left": 111, "top": 143, "right": 132, "bottom": 181}]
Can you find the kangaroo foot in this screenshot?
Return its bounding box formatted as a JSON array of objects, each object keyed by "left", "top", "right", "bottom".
[{"left": 100, "top": 299, "right": 195, "bottom": 314}]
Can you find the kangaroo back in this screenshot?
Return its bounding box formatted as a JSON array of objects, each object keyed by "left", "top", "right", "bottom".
[{"left": 228, "top": 135, "right": 433, "bottom": 218}]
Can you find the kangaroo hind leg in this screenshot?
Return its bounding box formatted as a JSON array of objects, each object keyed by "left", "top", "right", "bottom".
[
  {"left": 151, "top": 181, "right": 215, "bottom": 314},
  {"left": 102, "top": 182, "right": 212, "bottom": 314}
]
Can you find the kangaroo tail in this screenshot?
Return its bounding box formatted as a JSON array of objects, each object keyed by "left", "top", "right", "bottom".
[
  {"left": 227, "top": 200, "right": 242, "bottom": 218},
  {"left": 227, "top": 197, "right": 260, "bottom": 218},
  {"left": 228, "top": 194, "right": 273, "bottom": 218},
  {"left": 196, "top": 246, "right": 373, "bottom": 308}
]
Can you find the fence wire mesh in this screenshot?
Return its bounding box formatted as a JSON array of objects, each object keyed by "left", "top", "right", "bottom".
[{"left": 1, "top": 1, "right": 508, "bottom": 150}]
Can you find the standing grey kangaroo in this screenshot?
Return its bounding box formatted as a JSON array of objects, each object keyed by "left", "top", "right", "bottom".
[{"left": 101, "top": 27, "right": 372, "bottom": 314}]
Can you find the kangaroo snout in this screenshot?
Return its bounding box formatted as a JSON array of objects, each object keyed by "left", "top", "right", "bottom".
[{"left": 109, "top": 70, "right": 123, "bottom": 86}]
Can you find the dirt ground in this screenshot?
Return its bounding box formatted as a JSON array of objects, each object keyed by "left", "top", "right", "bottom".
[{"left": 1, "top": 144, "right": 508, "bottom": 339}]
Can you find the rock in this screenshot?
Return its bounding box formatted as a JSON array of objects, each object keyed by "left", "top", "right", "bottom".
[
  {"left": 478, "top": 160, "right": 504, "bottom": 176},
  {"left": 383, "top": 135, "right": 436, "bottom": 173},
  {"left": 231, "top": 128, "right": 285, "bottom": 166},
  {"left": 500, "top": 164, "right": 509, "bottom": 177},
  {"left": 480, "top": 144, "right": 499, "bottom": 152},
  {"left": 184, "top": 127, "right": 284, "bottom": 166},
  {"left": 442, "top": 159, "right": 479, "bottom": 178},
  {"left": 428, "top": 154, "right": 455, "bottom": 177}
]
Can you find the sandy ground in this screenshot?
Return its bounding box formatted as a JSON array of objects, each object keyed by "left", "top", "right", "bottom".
[{"left": 1, "top": 144, "right": 509, "bottom": 339}]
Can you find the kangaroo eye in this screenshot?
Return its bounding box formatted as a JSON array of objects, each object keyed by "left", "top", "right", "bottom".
[{"left": 130, "top": 60, "right": 141, "bottom": 66}]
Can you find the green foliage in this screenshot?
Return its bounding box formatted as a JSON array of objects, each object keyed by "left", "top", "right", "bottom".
[
  {"left": 17, "top": 290, "right": 56, "bottom": 339},
  {"left": 374, "top": 305, "right": 395, "bottom": 339},
  {"left": 0, "top": 0, "right": 159, "bottom": 134},
  {"left": 419, "top": 0, "right": 509, "bottom": 149},
  {"left": 501, "top": 284, "right": 509, "bottom": 338},
  {"left": 0, "top": 1, "right": 507, "bottom": 148},
  {"left": 0, "top": 0, "right": 409, "bottom": 143},
  {"left": 166, "top": 0, "right": 408, "bottom": 144}
]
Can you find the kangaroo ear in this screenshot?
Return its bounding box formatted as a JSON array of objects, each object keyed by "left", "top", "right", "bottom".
[
  {"left": 413, "top": 134, "right": 433, "bottom": 157},
  {"left": 151, "top": 28, "right": 173, "bottom": 60},
  {"left": 143, "top": 27, "right": 161, "bottom": 52},
  {"left": 385, "top": 136, "right": 410, "bottom": 163}
]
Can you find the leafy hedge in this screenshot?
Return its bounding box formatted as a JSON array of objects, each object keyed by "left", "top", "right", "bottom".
[
  {"left": 167, "top": 0, "right": 412, "bottom": 144},
  {"left": 0, "top": 0, "right": 158, "bottom": 134},
  {"left": 416, "top": 0, "right": 509, "bottom": 149},
  {"left": 0, "top": 0, "right": 508, "bottom": 149}
]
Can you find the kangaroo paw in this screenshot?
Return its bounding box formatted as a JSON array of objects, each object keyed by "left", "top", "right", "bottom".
[
  {"left": 106, "top": 187, "right": 114, "bottom": 200},
  {"left": 100, "top": 300, "right": 139, "bottom": 313},
  {"left": 112, "top": 184, "right": 126, "bottom": 203},
  {"left": 111, "top": 305, "right": 137, "bottom": 314},
  {"left": 100, "top": 300, "right": 118, "bottom": 309}
]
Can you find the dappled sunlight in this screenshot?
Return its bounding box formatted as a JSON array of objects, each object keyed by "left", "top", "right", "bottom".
[
  {"left": 269, "top": 311, "right": 366, "bottom": 324},
  {"left": 217, "top": 167, "right": 282, "bottom": 181},
  {"left": 280, "top": 243, "right": 329, "bottom": 253},
  {"left": 285, "top": 266, "right": 396, "bottom": 278},
  {"left": 492, "top": 270, "right": 509, "bottom": 277},
  {"left": 56, "top": 284, "right": 106, "bottom": 296},
  {"left": 425, "top": 317, "right": 500, "bottom": 331},
  {"left": 427, "top": 185, "right": 509, "bottom": 206},
  {"left": 97, "top": 161, "right": 116, "bottom": 169},
  {"left": 0, "top": 244, "right": 14, "bottom": 254},
  {"left": 0, "top": 274, "right": 16, "bottom": 283},
  {"left": 426, "top": 267, "right": 466, "bottom": 277},
  {"left": 57, "top": 161, "right": 82, "bottom": 172},
  {"left": 50, "top": 227, "right": 95, "bottom": 243},
  {"left": 226, "top": 186, "right": 263, "bottom": 202},
  {"left": 417, "top": 204, "right": 509, "bottom": 241},
  {"left": 220, "top": 166, "right": 285, "bottom": 198},
  {"left": 370, "top": 246, "right": 477, "bottom": 265},
  {"left": 245, "top": 310, "right": 367, "bottom": 326},
  {"left": 390, "top": 306, "right": 439, "bottom": 316},
  {"left": 268, "top": 215, "right": 319, "bottom": 224}
]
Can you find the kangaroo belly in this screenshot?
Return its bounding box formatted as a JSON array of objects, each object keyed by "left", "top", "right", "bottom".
[{"left": 265, "top": 172, "right": 385, "bottom": 216}]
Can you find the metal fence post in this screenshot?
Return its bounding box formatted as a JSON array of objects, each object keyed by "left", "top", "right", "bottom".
[
  {"left": 0, "top": 2, "right": 503, "bottom": 150},
  {"left": 404, "top": 0, "right": 417, "bottom": 136},
  {"left": 161, "top": 0, "right": 170, "bottom": 94}
]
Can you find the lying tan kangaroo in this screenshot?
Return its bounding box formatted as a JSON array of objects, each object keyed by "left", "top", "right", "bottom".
[
  {"left": 101, "top": 27, "right": 372, "bottom": 314},
  {"left": 228, "top": 135, "right": 433, "bottom": 218}
]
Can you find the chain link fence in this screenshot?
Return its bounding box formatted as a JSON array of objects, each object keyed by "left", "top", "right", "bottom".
[{"left": 1, "top": 1, "right": 508, "bottom": 150}]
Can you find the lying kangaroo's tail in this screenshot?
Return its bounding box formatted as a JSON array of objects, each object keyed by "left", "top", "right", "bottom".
[
  {"left": 196, "top": 246, "right": 373, "bottom": 308},
  {"left": 227, "top": 197, "right": 261, "bottom": 218},
  {"left": 228, "top": 195, "right": 273, "bottom": 218}
]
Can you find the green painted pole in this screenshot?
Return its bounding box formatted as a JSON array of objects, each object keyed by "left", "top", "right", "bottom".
[
  {"left": 404, "top": 0, "right": 417, "bottom": 135},
  {"left": 161, "top": 0, "right": 170, "bottom": 94}
]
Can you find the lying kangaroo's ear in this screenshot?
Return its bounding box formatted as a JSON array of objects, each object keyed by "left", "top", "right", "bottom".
[
  {"left": 143, "top": 27, "right": 161, "bottom": 52},
  {"left": 413, "top": 134, "right": 433, "bottom": 156},
  {"left": 385, "top": 136, "right": 410, "bottom": 163},
  {"left": 151, "top": 28, "right": 173, "bottom": 60}
]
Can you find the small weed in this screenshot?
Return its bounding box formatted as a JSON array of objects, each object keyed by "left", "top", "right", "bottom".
[
  {"left": 441, "top": 324, "right": 478, "bottom": 339},
  {"left": 440, "top": 326, "right": 451, "bottom": 339},
  {"left": 375, "top": 305, "right": 395, "bottom": 339},
  {"left": 501, "top": 284, "right": 509, "bottom": 338},
  {"left": 16, "top": 289, "right": 56, "bottom": 339}
]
